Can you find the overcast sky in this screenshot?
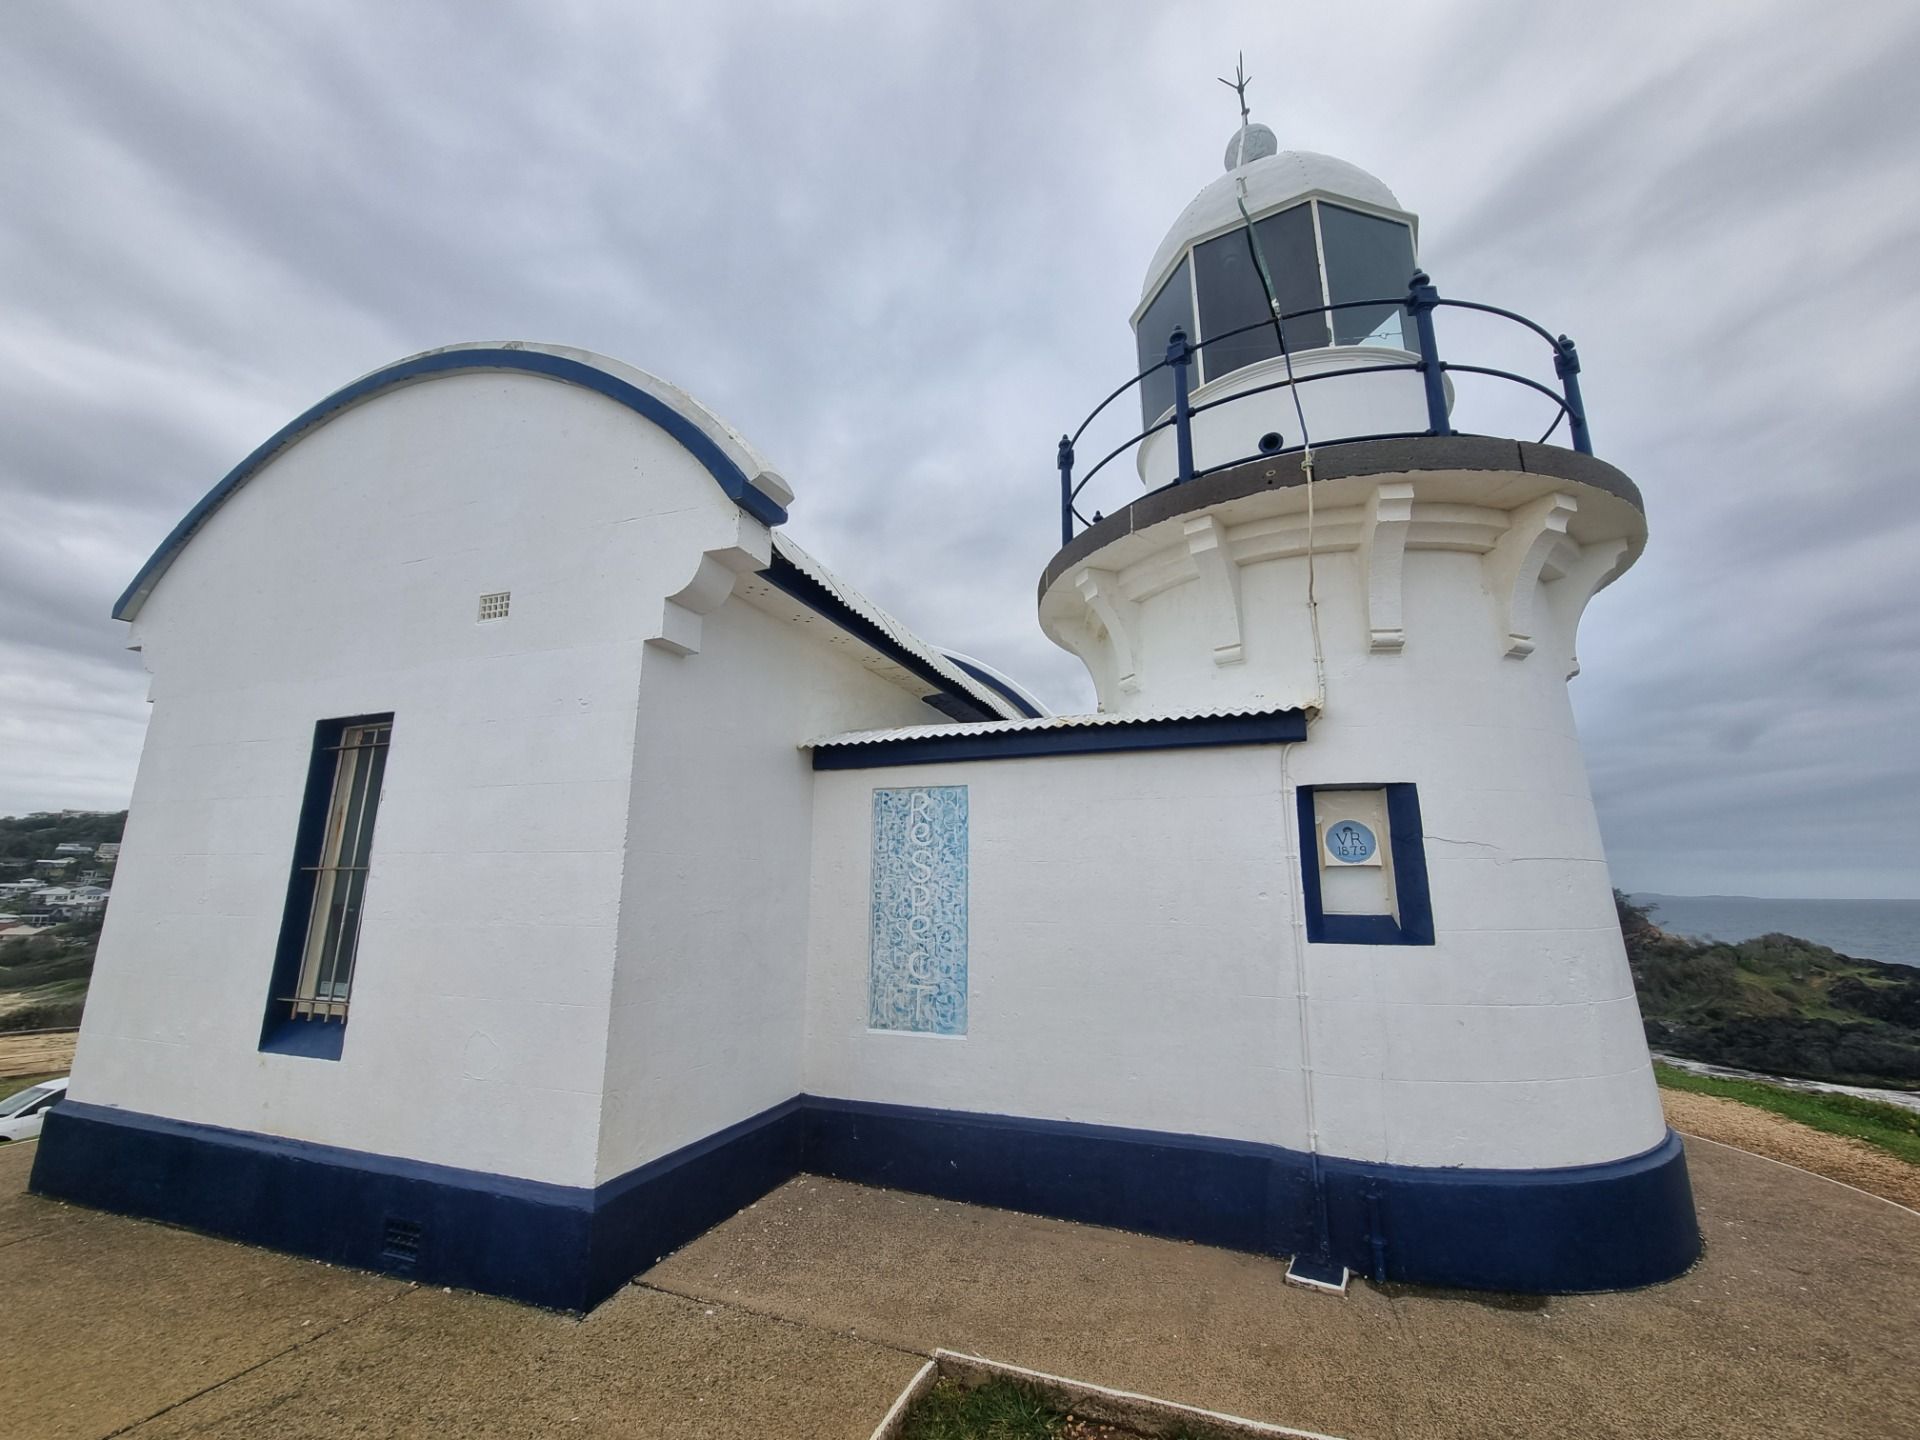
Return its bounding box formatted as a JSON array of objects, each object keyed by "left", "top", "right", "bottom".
[{"left": 2, "top": 1, "right": 1916, "bottom": 899}]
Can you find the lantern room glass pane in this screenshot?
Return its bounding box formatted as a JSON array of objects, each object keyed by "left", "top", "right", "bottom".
[
  {"left": 1320, "top": 203, "right": 1418, "bottom": 350},
  {"left": 1192, "top": 204, "right": 1328, "bottom": 384},
  {"left": 1133, "top": 258, "right": 1196, "bottom": 427}
]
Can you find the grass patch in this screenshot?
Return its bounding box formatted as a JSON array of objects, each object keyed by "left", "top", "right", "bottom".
[
  {"left": 0, "top": 954, "right": 92, "bottom": 992},
  {"left": 1655, "top": 1062, "right": 1920, "bottom": 1166},
  {"left": 902, "top": 1379, "right": 1062, "bottom": 1440},
  {"left": 899, "top": 1377, "right": 1227, "bottom": 1440}
]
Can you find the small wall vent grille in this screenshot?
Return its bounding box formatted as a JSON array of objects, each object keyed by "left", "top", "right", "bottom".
[
  {"left": 381, "top": 1218, "right": 423, "bottom": 1267},
  {"left": 477, "top": 591, "right": 511, "bottom": 622}
]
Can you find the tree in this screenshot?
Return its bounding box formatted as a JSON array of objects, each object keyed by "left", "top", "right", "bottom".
[{"left": 1614, "top": 888, "right": 1658, "bottom": 941}]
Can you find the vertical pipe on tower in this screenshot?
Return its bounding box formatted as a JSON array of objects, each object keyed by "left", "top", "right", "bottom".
[
  {"left": 1168, "top": 327, "right": 1195, "bottom": 484},
  {"left": 1408, "top": 271, "right": 1452, "bottom": 438},
  {"left": 1556, "top": 335, "right": 1592, "bottom": 455},
  {"left": 1057, "top": 434, "right": 1075, "bottom": 546}
]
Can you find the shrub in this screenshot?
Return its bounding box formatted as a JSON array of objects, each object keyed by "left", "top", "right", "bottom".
[{"left": 0, "top": 997, "right": 84, "bottom": 1032}]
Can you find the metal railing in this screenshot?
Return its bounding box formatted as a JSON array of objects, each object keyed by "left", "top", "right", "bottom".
[{"left": 1055, "top": 271, "right": 1591, "bottom": 545}]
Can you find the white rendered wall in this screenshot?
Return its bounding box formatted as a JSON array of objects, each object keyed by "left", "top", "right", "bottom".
[
  {"left": 911, "top": 474, "right": 1663, "bottom": 1172},
  {"left": 1289, "top": 548, "right": 1665, "bottom": 1169},
  {"left": 805, "top": 728, "right": 1660, "bottom": 1172},
  {"left": 1043, "top": 473, "right": 1642, "bottom": 719},
  {"left": 71, "top": 371, "right": 761, "bottom": 1189},
  {"left": 1136, "top": 348, "right": 1437, "bottom": 488},
  {"left": 595, "top": 595, "right": 940, "bottom": 1184},
  {"left": 804, "top": 748, "right": 1308, "bottom": 1147}
]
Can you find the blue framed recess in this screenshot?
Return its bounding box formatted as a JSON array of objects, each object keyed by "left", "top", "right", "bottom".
[
  {"left": 1296, "top": 782, "right": 1434, "bottom": 945},
  {"left": 31, "top": 1093, "right": 1699, "bottom": 1312},
  {"left": 258, "top": 713, "right": 393, "bottom": 1060}
]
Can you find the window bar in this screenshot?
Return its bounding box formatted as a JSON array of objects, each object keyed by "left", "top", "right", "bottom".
[
  {"left": 327, "top": 732, "right": 387, "bottom": 1001},
  {"left": 1308, "top": 200, "right": 1336, "bottom": 343},
  {"left": 320, "top": 738, "right": 390, "bottom": 754},
  {"left": 295, "top": 725, "right": 389, "bottom": 1016},
  {"left": 312, "top": 736, "right": 371, "bottom": 1001},
  {"left": 1186, "top": 249, "right": 1205, "bottom": 385},
  {"left": 282, "top": 994, "right": 350, "bottom": 1021},
  {"left": 296, "top": 770, "right": 352, "bottom": 1005},
  {"left": 319, "top": 728, "right": 382, "bottom": 1001}
]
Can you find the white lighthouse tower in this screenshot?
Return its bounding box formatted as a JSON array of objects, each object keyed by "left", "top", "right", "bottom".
[{"left": 1039, "top": 96, "right": 1697, "bottom": 1289}]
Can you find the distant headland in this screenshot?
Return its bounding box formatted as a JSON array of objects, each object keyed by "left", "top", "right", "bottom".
[{"left": 1620, "top": 892, "right": 1920, "bottom": 1090}]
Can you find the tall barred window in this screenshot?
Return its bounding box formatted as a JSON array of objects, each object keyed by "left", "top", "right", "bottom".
[{"left": 285, "top": 720, "right": 390, "bottom": 1023}]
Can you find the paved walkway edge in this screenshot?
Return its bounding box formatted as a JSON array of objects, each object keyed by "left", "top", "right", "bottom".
[
  {"left": 1677, "top": 1130, "right": 1920, "bottom": 1219},
  {"left": 865, "top": 1359, "right": 936, "bottom": 1440}
]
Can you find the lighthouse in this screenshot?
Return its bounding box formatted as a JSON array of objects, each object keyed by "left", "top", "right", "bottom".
[
  {"left": 1040, "top": 96, "right": 1698, "bottom": 1288},
  {"left": 35, "top": 80, "right": 1698, "bottom": 1311}
]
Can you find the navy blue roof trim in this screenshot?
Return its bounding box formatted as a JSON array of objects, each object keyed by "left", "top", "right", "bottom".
[
  {"left": 113, "top": 347, "right": 789, "bottom": 621},
  {"left": 760, "top": 552, "right": 999, "bottom": 724},
  {"left": 811, "top": 709, "right": 1307, "bottom": 769},
  {"left": 945, "top": 655, "right": 1045, "bottom": 719}
]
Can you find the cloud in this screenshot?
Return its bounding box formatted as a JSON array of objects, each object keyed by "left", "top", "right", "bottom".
[{"left": 1, "top": 0, "right": 1914, "bottom": 898}]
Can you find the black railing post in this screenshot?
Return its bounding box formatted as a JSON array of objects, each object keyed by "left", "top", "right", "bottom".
[
  {"left": 1168, "top": 327, "right": 1195, "bottom": 484},
  {"left": 1555, "top": 335, "right": 1592, "bottom": 455},
  {"left": 1407, "top": 271, "right": 1451, "bottom": 438},
  {"left": 1057, "top": 434, "right": 1075, "bottom": 546}
]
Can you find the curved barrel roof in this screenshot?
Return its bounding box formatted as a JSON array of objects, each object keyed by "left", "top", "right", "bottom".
[{"left": 113, "top": 342, "right": 795, "bottom": 622}]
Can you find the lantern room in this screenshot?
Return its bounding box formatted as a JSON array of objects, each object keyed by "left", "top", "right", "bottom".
[{"left": 1130, "top": 124, "right": 1439, "bottom": 484}]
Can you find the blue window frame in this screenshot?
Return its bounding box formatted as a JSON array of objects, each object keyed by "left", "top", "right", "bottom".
[{"left": 1296, "top": 783, "right": 1433, "bottom": 946}]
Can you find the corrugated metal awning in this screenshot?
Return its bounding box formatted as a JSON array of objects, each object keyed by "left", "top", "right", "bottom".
[{"left": 805, "top": 705, "right": 1311, "bottom": 770}]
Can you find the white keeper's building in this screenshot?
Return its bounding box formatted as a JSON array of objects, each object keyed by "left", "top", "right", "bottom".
[{"left": 35, "top": 119, "right": 1699, "bottom": 1308}]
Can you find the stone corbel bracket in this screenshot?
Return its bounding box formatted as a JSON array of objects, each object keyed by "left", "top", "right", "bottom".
[
  {"left": 1485, "top": 492, "right": 1578, "bottom": 659},
  {"left": 647, "top": 516, "right": 775, "bottom": 656},
  {"left": 1359, "top": 481, "right": 1416, "bottom": 653},
  {"left": 1182, "top": 515, "right": 1245, "bottom": 666},
  {"left": 1548, "top": 536, "right": 1633, "bottom": 679},
  {"left": 1074, "top": 567, "right": 1142, "bottom": 694}
]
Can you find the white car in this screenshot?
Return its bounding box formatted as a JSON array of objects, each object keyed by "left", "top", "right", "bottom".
[{"left": 0, "top": 1077, "right": 68, "bottom": 1142}]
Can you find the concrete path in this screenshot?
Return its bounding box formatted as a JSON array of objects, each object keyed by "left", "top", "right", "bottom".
[
  {"left": 4, "top": 1136, "right": 1916, "bottom": 1438},
  {"left": 1664, "top": 1086, "right": 1920, "bottom": 1209},
  {"left": 0, "top": 1145, "right": 919, "bottom": 1440}
]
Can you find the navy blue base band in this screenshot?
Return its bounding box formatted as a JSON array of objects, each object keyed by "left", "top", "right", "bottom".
[
  {"left": 32, "top": 1094, "right": 1698, "bottom": 1311},
  {"left": 801, "top": 1097, "right": 1700, "bottom": 1294},
  {"left": 30, "top": 1102, "right": 596, "bottom": 1310},
  {"left": 29, "top": 1099, "right": 802, "bottom": 1314}
]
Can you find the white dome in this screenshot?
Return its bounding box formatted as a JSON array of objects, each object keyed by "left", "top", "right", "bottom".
[{"left": 1140, "top": 148, "right": 1411, "bottom": 305}]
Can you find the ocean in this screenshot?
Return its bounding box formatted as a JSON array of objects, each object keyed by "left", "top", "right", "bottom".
[{"left": 1631, "top": 894, "right": 1920, "bottom": 969}]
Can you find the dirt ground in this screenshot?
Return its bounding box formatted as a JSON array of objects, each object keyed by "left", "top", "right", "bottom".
[
  {"left": 4, "top": 1130, "right": 1917, "bottom": 1438},
  {"left": 1661, "top": 1087, "right": 1920, "bottom": 1210},
  {"left": 0, "top": 1027, "right": 77, "bottom": 1081}
]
